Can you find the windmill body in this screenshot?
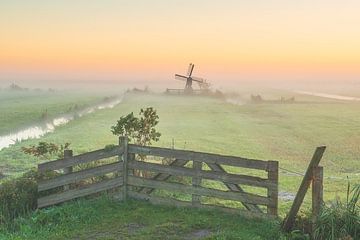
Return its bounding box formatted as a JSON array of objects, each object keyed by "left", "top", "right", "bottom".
[{"left": 168, "top": 63, "right": 210, "bottom": 94}]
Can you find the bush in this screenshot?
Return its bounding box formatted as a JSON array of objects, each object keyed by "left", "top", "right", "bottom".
[
  {"left": 111, "top": 107, "right": 161, "bottom": 146},
  {"left": 0, "top": 169, "right": 58, "bottom": 231}
]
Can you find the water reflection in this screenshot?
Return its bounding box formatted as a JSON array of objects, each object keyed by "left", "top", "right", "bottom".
[
  {"left": 0, "top": 96, "right": 123, "bottom": 150},
  {"left": 295, "top": 91, "right": 360, "bottom": 101}
]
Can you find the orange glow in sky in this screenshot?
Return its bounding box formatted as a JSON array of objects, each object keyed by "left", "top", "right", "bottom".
[{"left": 1, "top": 1, "right": 359, "bottom": 83}]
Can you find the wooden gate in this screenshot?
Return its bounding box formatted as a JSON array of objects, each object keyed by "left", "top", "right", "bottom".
[{"left": 37, "top": 137, "right": 279, "bottom": 218}]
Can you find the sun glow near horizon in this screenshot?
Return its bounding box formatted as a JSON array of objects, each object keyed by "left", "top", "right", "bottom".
[{"left": 1, "top": 0, "right": 359, "bottom": 83}]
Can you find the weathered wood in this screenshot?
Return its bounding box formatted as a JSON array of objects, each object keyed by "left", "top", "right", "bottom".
[
  {"left": 138, "top": 159, "right": 189, "bottom": 194},
  {"left": 128, "top": 153, "right": 135, "bottom": 176},
  {"left": 267, "top": 161, "right": 278, "bottom": 216},
  {"left": 206, "top": 162, "right": 263, "bottom": 213},
  {"left": 128, "top": 145, "right": 269, "bottom": 170},
  {"left": 120, "top": 136, "right": 129, "bottom": 201},
  {"left": 128, "top": 161, "right": 273, "bottom": 189},
  {"left": 128, "top": 153, "right": 135, "bottom": 192},
  {"left": 38, "top": 162, "right": 123, "bottom": 192},
  {"left": 192, "top": 160, "right": 202, "bottom": 206},
  {"left": 36, "top": 143, "right": 281, "bottom": 216},
  {"left": 312, "top": 166, "right": 323, "bottom": 224},
  {"left": 128, "top": 176, "right": 272, "bottom": 206},
  {"left": 38, "top": 146, "right": 124, "bottom": 172},
  {"left": 63, "top": 150, "right": 73, "bottom": 191},
  {"left": 282, "top": 146, "right": 326, "bottom": 232},
  {"left": 37, "top": 177, "right": 124, "bottom": 208},
  {"left": 127, "top": 191, "right": 271, "bottom": 219}
]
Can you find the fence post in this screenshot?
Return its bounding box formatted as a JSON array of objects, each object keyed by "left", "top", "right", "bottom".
[
  {"left": 119, "top": 136, "right": 128, "bottom": 201},
  {"left": 312, "top": 166, "right": 323, "bottom": 227},
  {"left": 192, "top": 160, "right": 202, "bottom": 207},
  {"left": 282, "top": 146, "right": 326, "bottom": 232},
  {"left": 267, "top": 161, "right": 278, "bottom": 216},
  {"left": 63, "top": 149, "right": 73, "bottom": 191}
]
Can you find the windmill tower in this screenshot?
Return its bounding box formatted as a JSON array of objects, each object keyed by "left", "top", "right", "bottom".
[{"left": 174, "top": 63, "right": 210, "bottom": 94}]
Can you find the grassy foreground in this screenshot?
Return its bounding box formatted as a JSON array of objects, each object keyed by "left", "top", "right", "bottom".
[{"left": 0, "top": 196, "right": 281, "bottom": 240}]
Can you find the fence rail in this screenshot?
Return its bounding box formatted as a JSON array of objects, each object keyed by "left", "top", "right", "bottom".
[
  {"left": 37, "top": 137, "right": 279, "bottom": 217},
  {"left": 128, "top": 144, "right": 270, "bottom": 170}
]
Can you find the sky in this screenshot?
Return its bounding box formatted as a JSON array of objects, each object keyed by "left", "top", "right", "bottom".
[{"left": 0, "top": 0, "right": 359, "bottom": 86}]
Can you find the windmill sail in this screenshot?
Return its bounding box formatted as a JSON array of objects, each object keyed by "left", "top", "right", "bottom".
[
  {"left": 187, "top": 63, "right": 194, "bottom": 77},
  {"left": 175, "top": 74, "right": 188, "bottom": 81},
  {"left": 191, "top": 76, "right": 205, "bottom": 83}
]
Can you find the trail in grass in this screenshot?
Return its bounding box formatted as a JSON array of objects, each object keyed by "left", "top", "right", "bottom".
[{"left": 0, "top": 95, "right": 123, "bottom": 150}]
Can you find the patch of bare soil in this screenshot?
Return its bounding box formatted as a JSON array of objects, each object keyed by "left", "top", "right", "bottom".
[
  {"left": 183, "top": 229, "right": 212, "bottom": 239},
  {"left": 71, "top": 223, "right": 145, "bottom": 240},
  {"left": 70, "top": 223, "right": 212, "bottom": 240}
]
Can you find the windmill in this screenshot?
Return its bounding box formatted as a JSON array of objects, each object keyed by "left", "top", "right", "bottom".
[{"left": 172, "top": 63, "right": 210, "bottom": 94}]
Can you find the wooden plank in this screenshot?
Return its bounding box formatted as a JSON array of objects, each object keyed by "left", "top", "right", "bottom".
[
  {"left": 128, "top": 145, "right": 269, "bottom": 170},
  {"left": 127, "top": 191, "right": 271, "bottom": 219},
  {"left": 267, "top": 161, "right": 278, "bottom": 216},
  {"left": 127, "top": 153, "right": 135, "bottom": 192},
  {"left": 282, "top": 146, "right": 326, "bottom": 232},
  {"left": 192, "top": 160, "right": 202, "bottom": 206},
  {"left": 38, "top": 146, "right": 124, "bottom": 172},
  {"left": 63, "top": 150, "right": 73, "bottom": 191},
  {"left": 128, "top": 161, "right": 273, "bottom": 189},
  {"left": 128, "top": 176, "right": 272, "bottom": 206},
  {"left": 37, "top": 177, "right": 124, "bottom": 208},
  {"left": 138, "top": 159, "right": 189, "bottom": 194},
  {"left": 312, "top": 166, "right": 323, "bottom": 224},
  {"left": 206, "top": 163, "right": 262, "bottom": 213},
  {"left": 38, "top": 162, "right": 123, "bottom": 192},
  {"left": 121, "top": 137, "right": 129, "bottom": 201}
]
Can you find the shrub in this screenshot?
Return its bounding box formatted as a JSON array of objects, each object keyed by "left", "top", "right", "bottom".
[
  {"left": 0, "top": 169, "right": 58, "bottom": 231},
  {"left": 111, "top": 107, "right": 161, "bottom": 177},
  {"left": 21, "top": 142, "right": 70, "bottom": 159},
  {"left": 111, "top": 107, "right": 161, "bottom": 146}
]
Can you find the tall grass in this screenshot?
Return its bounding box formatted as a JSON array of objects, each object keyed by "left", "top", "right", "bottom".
[{"left": 313, "top": 182, "right": 360, "bottom": 240}]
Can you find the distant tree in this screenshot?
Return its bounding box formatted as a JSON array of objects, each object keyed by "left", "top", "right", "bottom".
[{"left": 9, "top": 83, "right": 25, "bottom": 91}]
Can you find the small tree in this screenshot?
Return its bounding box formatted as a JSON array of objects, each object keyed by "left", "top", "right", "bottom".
[
  {"left": 111, "top": 107, "right": 161, "bottom": 146},
  {"left": 111, "top": 107, "right": 161, "bottom": 177}
]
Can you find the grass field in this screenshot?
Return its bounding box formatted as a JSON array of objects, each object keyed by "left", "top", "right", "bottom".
[
  {"left": 0, "top": 89, "right": 109, "bottom": 135},
  {"left": 1, "top": 89, "right": 359, "bottom": 215}
]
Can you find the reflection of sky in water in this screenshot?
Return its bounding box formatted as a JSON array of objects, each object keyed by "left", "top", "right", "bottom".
[
  {"left": 295, "top": 91, "right": 360, "bottom": 101},
  {"left": 0, "top": 97, "right": 123, "bottom": 150}
]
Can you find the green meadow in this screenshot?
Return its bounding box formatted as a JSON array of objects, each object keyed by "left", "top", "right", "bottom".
[
  {"left": 1, "top": 90, "right": 359, "bottom": 216},
  {"left": 0, "top": 90, "right": 104, "bottom": 135},
  {"left": 1, "top": 88, "right": 360, "bottom": 239}
]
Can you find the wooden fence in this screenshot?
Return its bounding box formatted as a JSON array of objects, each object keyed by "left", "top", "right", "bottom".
[
  {"left": 37, "top": 137, "right": 279, "bottom": 218},
  {"left": 282, "top": 146, "right": 326, "bottom": 232}
]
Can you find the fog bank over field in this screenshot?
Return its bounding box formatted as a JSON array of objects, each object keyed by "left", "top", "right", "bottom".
[{"left": 1, "top": 78, "right": 359, "bottom": 96}]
